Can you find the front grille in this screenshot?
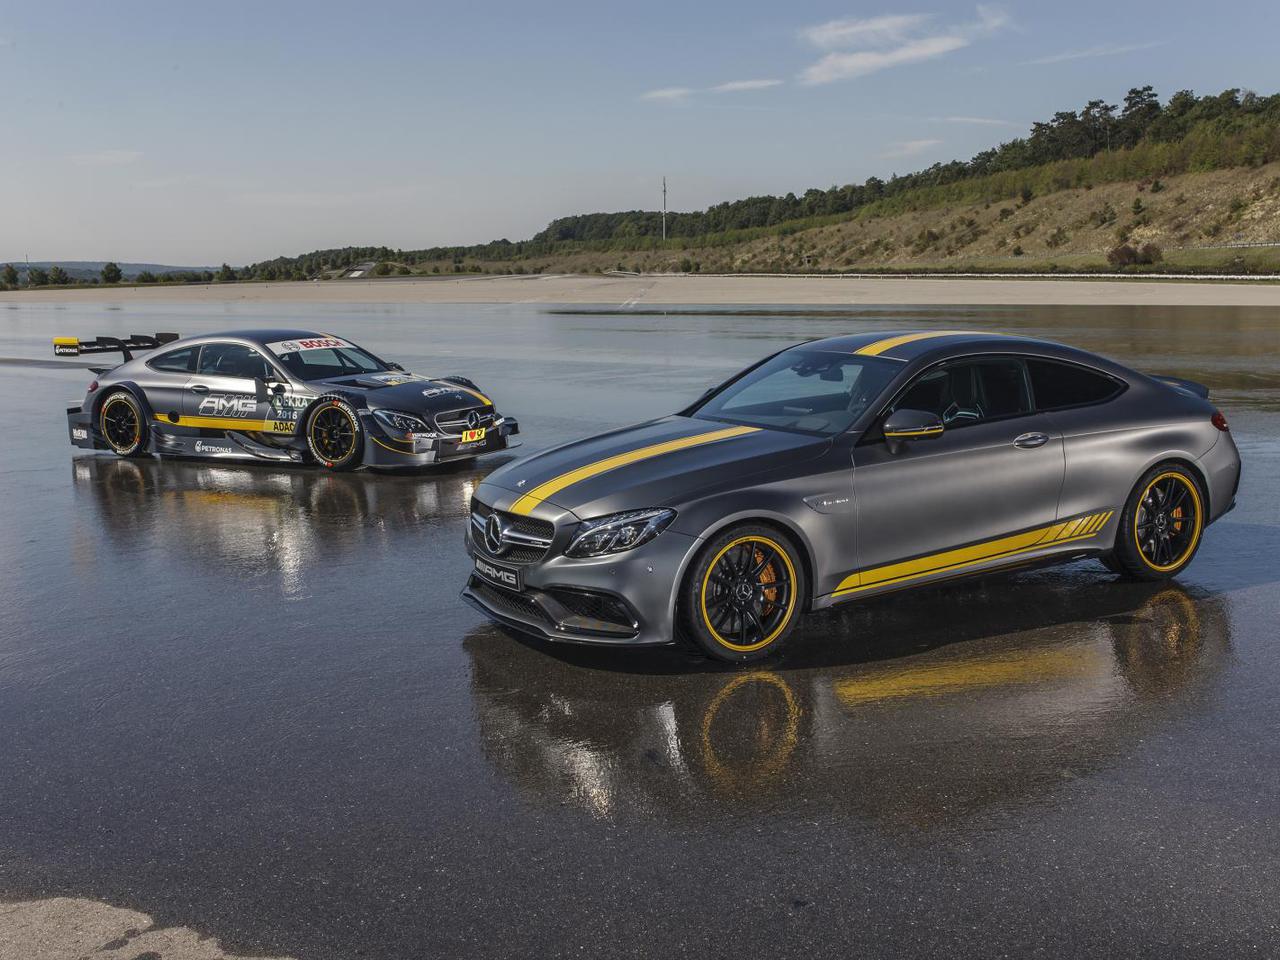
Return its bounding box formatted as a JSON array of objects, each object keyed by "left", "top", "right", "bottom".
[
  {"left": 435, "top": 406, "right": 496, "bottom": 433},
  {"left": 470, "top": 497, "right": 554, "bottom": 564},
  {"left": 546, "top": 589, "right": 636, "bottom": 629},
  {"left": 469, "top": 577, "right": 551, "bottom": 625}
]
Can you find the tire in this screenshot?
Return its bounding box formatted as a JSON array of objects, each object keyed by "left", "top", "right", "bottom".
[
  {"left": 1110, "top": 462, "right": 1206, "bottom": 580},
  {"left": 680, "top": 524, "right": 806, "bottom": 664},
  {"left": 1098, "top": 553, "right": 1124, "bottom": 574},
  {"left": 305, "top": 398, "right": 364, "bottom": 471},
  {"left": 98, "top": 390, "right": 148, "bottom": 458}
]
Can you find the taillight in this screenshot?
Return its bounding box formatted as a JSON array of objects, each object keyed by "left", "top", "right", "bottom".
[
  {"left": 87, "top": 380, "right": 98, "bottom": 393},
  {"left": 1211, "top": 411, "right": 1229, "bottom": 432}
]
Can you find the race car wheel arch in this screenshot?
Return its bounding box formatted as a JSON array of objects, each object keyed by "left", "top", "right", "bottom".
[
  {"left": 679, "top": 523, "right": 807, "bottom": 664},
  {"left": 304, "top": 395, "right": 364, "bottom": 470},
  {"left": 96, "top": 388, "right": 150, "bottom": 458}
]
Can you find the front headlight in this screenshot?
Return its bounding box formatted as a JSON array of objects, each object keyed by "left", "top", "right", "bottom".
[
  {"left": 565, "top": 508, "right": 676, "bottom": 558},
  {"left": 372, "top": 408, "right": 433, "bottom": 439}
]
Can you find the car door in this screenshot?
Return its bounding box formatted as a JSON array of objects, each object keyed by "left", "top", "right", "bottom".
[
  {"left": 850, "top": 355, "right": 1065, "bottom": 581},
  {"left": 183, "top": 342, "right": 275, "bottom": 427}
]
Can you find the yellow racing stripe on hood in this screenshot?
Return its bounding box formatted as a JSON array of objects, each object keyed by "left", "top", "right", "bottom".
[
  {"left": 509, "top": 424, "right": 760, "bottom": 515},
  {"left": 854, "top": 330, "right": 996, "bottom": 357}
]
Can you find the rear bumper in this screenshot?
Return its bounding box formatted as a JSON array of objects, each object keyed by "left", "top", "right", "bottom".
[
  {"left": 1198, "top": 431, "right": 1242, "bottom": 523},
  {"left": 363, "top": 416, "right": 520, "bottom": 467},
  {"left": 66, "top": 406, "right": 99, "bottom": 449}
]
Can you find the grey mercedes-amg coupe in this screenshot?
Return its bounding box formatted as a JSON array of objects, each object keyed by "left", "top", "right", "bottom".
[
  {"left": 463, "top": 329, "right": 1241, "bottom": 662},
  {"left": 59, "top": 329, "right": 518, "bottom": 469}
]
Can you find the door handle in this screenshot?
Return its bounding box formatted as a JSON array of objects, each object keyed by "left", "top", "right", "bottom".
[
  {"left": 1013, "top": 432, "right": 1049, "bottom": 449},
  {"left": 188, "top": 384, "right": 210, "bottom": 394}
]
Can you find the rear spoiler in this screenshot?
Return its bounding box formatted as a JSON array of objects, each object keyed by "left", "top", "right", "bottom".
[
  {"left": 1152, "top": 375, "right": 1210, "bottom": 400},
  {"left": 53, "top": 332, "right": 180, "bottom": 362}
]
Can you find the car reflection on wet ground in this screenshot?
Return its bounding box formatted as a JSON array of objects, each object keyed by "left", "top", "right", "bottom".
[{"left": 1, "top": 302, "right": 1279, "bottom": 959}]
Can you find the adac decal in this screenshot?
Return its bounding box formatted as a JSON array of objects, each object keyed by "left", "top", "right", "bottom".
[{"left": 834, "top": 509, "right": 1114, "bottom": 596}]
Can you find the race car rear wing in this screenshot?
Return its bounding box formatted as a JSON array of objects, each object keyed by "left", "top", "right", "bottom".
[{"left": 53, "top": 332, "right": 180, "bottom": 362}]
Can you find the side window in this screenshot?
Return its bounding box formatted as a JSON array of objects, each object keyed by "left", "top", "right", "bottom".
[
  {"left": 148, "top": 346, "right": 197, "bottom": 373},
  {"left": 1027, "top": 359, "right": 1123, "bottom": 410},
  {"left": 197, "top": 343, "right": 273, "bottom": 380},
  {"left": 893, "top": 359, "right": 1031, "bottom": 427}
]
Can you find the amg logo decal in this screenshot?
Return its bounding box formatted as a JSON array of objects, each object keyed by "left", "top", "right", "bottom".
[
  {"left": 198, "top": 395, "right": 258, "bottom": 417},
  {"left": 475, "top": 558, "right": 518, "bottom": 589}
]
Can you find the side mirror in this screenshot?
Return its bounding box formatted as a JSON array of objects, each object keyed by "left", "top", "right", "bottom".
[
  {"left": 386, "top": 361, "right": 405, "bottom": 372},
  {"left": 256, "top": 377, "right": 288, "bottom": 399},
  {"left": 882, "top": 408, "right": 944, "bottom": 452}
]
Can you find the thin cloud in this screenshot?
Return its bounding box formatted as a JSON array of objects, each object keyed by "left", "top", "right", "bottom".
[
  {"left": 1023, "top": 40, "right": 1164, "bottom": 66},
  {"left": 640, "top": 86, "right": 693, "bottom": 102},
  {"left": 802, "top": 35, "right": 968, "bottom": 84},
  {"left": 799, "top": 6, "right": 1009, "bottom": 85},
  {"left": 933, "top": 115, "right": 1020, "bottom": 126},
  {"left": 711, "top": 78, "right": 784, "bottom": 93},
  {"left": 884, "top": 139, "right": 943, "bottom": 158},
  {"left": 70, "top": 150, "right": 143, "bottom": 166},
  {"left": 800, "top": 14, "right": 929, "bottom": 50}
]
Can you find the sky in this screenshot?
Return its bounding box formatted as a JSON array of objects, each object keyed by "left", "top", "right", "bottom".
[{"left": 3, "top": 0, "right": 1278, "bottom": 265}]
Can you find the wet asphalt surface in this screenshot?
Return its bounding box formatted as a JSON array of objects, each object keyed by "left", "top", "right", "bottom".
[{"left": 1, "top": 301, "right": 1279, "bottom": 958}]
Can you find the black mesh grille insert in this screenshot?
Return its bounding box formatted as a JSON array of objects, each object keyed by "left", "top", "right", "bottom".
[
  {"left": 469, "top": 578, "right": 551, "bottom": 625},
  {"left": 547, "top": 589, "right": 635, "bottom": 628}
]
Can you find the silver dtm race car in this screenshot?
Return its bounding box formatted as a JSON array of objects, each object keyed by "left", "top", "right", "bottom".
[
  {"left": 59, "top": 329, "right": 518, "bottom": 469},
  {"left": 464, "top": 329, "right": 1241, "bottom": 662}
]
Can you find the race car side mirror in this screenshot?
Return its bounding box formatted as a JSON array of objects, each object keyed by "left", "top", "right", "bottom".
[
  {"left": 386, "top": 361, "right": 405, "bottom": 372},
  {"left": 882, "top": 409, "right": 944, "bottom": 453}
]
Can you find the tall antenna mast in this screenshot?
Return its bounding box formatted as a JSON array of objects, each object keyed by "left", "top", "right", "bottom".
[{"left": 662, "top": 176, "right": 667, "bottom": 242}]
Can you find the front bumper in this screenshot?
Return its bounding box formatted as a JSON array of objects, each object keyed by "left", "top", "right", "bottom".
[
  {"left": 364, "top": 416, "right": 520, "bottom": 467},
  {"left": 461, "top": 516, "right": 697, "bottom": 647}
]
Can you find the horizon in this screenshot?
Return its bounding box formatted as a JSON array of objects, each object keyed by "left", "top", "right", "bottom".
[{"left": 4, "top": 0, "right": 1278, "bottom": 264}]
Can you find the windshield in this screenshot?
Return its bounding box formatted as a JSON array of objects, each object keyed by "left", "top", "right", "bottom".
[
  {"left": 692, "top": 349, "right": 898, "bottom": 436},
  {"left": 265, "top": 336, "right": 389, "bottom": 380}
]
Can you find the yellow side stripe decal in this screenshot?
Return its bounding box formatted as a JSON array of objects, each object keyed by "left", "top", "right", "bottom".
[
  {"left": 853, "top": 330, "right": 999, "bottom": 357},
  {"left": 835, "top": 510, "right": 1113, "bottom": 595},
  {"left": 154, "top": 414, "right": 293, "bottom": 435},
  {"left": 509, "top": 425, "right": 760, "bottom": 516},
  {"left": 53, "top": 337, "right": 80, "bottom": 345}
]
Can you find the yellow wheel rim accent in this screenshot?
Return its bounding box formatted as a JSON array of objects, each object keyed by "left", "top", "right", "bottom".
[
  {"left": 100, "top": 396, "right": 140, "bottom": 452},
  {"left": 310, "top": 403, "right": 358, "bottom": 463},
  {"left": 700, "top": 535, "right": 798, "bottom": 653},
  {"left": 1133, "top": 472, "right": 1203, "bottom": 572}
]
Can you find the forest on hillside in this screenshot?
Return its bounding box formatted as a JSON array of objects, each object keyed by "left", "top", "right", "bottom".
[{"left": 233, "top": 86, "right": 1279, "bottom": 281}]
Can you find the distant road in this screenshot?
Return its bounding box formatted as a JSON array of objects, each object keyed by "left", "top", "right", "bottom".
[{"left": 3, "top": 272, "right": 1280, "bottom": 307}]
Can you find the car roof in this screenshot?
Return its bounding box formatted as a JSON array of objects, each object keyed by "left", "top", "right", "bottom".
[
  {"left": 185, "top": 328, "right": 326, "bottom": 344},
  {"left": 802, "top": 329, "right": 1115, "bottom": 368}
]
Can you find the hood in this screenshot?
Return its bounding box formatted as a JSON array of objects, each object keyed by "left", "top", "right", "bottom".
[
  {"left": 484, "top": 416, "right": 828, "bottom": 518},
  {"left": 312, "top": 372, "right": 491, "bottom": 413}
]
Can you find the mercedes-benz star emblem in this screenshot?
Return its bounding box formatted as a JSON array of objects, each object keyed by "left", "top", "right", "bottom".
[
  {"left": 466, "top": 409, "right": 481, "bottom": 430},
  {"left": 484, "top": 514, "right": 507, "bottom": 555}
]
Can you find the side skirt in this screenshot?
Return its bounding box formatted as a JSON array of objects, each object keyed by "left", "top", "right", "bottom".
[{"left": 151, "top": 425, "right": 305, "bottom": 463}]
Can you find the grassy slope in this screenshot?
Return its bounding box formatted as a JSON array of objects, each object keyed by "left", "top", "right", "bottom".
[{"left": 423, "top": 161, "right": 1280, "bottom": 276}]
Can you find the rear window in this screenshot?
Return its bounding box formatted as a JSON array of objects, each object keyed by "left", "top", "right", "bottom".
[
  {"left": 148, "top": 346, "right": 197, "bottom": 373},
  {"left": 1028, "top": 359, "right": 1124, "bottom": 410}
]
